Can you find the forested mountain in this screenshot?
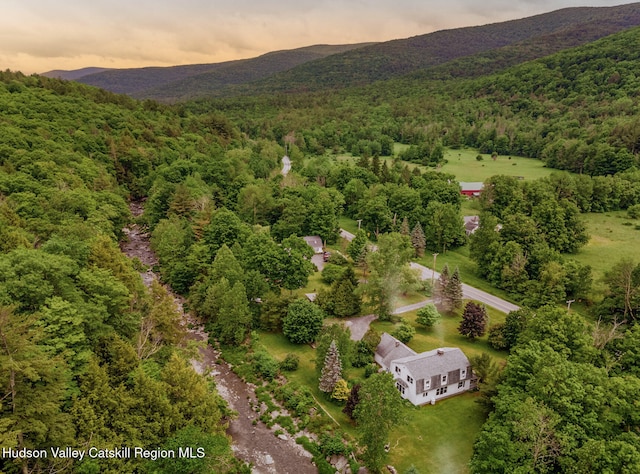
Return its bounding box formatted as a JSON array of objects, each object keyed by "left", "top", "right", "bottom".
[
  {"left": 239, "top": 2, "right": 640, "bottom": 96},
  {"left": 42, "top": 67, "right": 112, "bottom": 81},
  {"left": 70, "top": 43, "right": 373, "bottom": 101},
  {"left": 201, "top": 24, "right": 640, "bottom": 178},
  {"left": 63, "top": 2, "right": 640, "bottom": 101}
]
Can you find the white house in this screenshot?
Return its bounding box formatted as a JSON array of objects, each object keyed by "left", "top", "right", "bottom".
[{"left": 375, "top": 333, "right": 475, "bottom": 405}]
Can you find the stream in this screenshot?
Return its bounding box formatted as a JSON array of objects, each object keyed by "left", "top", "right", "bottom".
[{"left": 121, "top": 202, "right": 317, "bottom": 474}]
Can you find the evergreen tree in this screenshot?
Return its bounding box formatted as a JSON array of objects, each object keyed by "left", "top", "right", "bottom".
[
  {"left": 435, "top": 264, "right": 450, "bottom": 308},
  {"left": 371, "top": 155, "right": 381, "bottom": 177},
  {"left": 319, "top": 340, "right": 343, "bottom": 394},
  {"left": 347, "top": 229, "right": 368, "bottom": 262},
  {"left": 331, "top": 267, "right": 362, "bottom": 317},
  {"left": 458, "top": 301, "right": 487, "bottom": 340},
  {"left": 400, "top": 217, "right": 410, "bottom": 236},
  {"left": 410, "top": 222, "right": 426, "bottom": 257},
  {"left": 445, "top": 267, "right": 464, "bottom": 312},
  {"left": 315, "top": 324, "right": 353, "bottom": 375}
]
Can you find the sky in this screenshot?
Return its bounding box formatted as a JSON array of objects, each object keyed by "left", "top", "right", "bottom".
[{"left": 1, "top": 1, "right": 637, "bottom": 75}]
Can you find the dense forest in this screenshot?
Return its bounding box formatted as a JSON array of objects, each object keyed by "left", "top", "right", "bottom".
[{"left": 3, "top": 11, "right": 640, "bottom": 474}]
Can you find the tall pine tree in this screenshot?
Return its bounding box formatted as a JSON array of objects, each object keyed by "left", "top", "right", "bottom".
[
  {"left": 319, "top": 340, "right": 342, "bottom": 394},
  {"left": 410, "top": 222, "right": 426, "bottom": 257},
  {"left": 436, "top": 264, "right": 450, "bottom": 308},
  {"left": 445, "top": 267, "right": 464, "bottom": 312},
  {"left": 331, "top": 267, "right": 361, "bottom": 317}
]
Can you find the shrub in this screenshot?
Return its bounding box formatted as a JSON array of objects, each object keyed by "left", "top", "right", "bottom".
[
  {"left": 321, "top": 264, "right": 345, "bottom": 284},
  {"left": 364, "top": 363, "right": 379, "bottom": 378},
  {"left": 252, "top": 351, "right": 279, "bottom": 381},
  {"left": 416, "top": 303, "right": 441, "bottom": 328},
  {"left": 279, "top": 353, "right": 299, "bottom": 371},
  {"left": 392, "top": 321, "right": 416, "bottom": 343},
  {"left": 319, "top": 433, "right": 349, "bottom": 456},
  {"left": 628, "top": 204, "right": 640, "bottom": 219},
  {"left": 487, "top": 323, "right": 508, "bottom": 350}
]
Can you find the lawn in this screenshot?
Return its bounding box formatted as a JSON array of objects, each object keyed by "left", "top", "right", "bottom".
[
  {"left": 573, "top": 211, "right": 640, "bottom": 285},
  {"left": 372, "top": 305, "right": 507, "bottom": 473},
  {"left": 257, "top": 331, "right": 361, "bottom": 437},
  {"left": 385, "top": 145, "right": 554, "bottom": 182},
  {"left": 258, "top": 296, "right": 508, "bottom": 474}
]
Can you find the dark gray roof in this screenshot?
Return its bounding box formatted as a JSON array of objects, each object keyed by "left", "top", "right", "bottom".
[
  {"left": 393, "top": 347, "right": 470, "bottom": 381},
  {"left": 375, "top": 333, "right": 416, "bottom": 371}
]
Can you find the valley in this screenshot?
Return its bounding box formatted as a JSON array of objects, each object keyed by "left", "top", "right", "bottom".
[{"left": 3, "top": 3, "right": 640, "bottom": 473}]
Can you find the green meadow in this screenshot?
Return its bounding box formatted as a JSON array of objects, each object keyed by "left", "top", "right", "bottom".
[
  {"left": 259, "top": 294, "right": 507, "bottom": 474},
  {"left": 573, "top": 210, "right": 640, "bottom": 286}
]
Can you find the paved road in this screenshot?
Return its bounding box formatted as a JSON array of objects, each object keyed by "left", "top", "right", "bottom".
[{"left": 340, "top": 228, "right": 520, "bottom": 314}]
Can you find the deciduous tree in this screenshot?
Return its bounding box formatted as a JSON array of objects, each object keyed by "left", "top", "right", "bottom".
[
  {"left": 354, "top": 372, "right": 405, "bottom": 473},
  {"left": 459, "top": 301, "right": 487, "bottom": 340}
]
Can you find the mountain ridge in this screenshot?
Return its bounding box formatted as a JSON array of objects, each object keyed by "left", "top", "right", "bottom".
[{"left": 53, "top": 2, "right": 640, "bottom": 102}]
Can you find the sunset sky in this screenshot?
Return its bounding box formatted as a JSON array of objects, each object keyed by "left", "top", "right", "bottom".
[{"left": 1, "top": 1, "right": 636, "bottom": 74}]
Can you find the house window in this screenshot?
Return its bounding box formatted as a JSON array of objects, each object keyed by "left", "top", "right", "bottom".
[
  {"left": 396, "top": 382, "right": 405, "bottom": 395},
  {"left": 424, "top": 380, "right": 430, "bottom": 390},
  {"left": 395, "top": 366, "right": 401, "bottom": 374},
  {"left": 458, "top": 381, "right": 466, "bottom": 389},
  {"left": 442, "top": 375, "right": 447, "bottom": 384},
  {"left": 461, "top": 369, "right": 466, "bottom": 379},
  {"left": 423, "top": 391, "right": 429, "bottom": 397},
  {"left": 436, "top": 386, "right": 448, "bottom": 396},
  {"left": 407, "top": 375, "right": 414, "bottom": 384}
]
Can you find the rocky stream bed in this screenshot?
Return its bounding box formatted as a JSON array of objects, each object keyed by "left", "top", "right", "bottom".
[{"left": 120, "top": 203, "right": 318, "bottom": 473}]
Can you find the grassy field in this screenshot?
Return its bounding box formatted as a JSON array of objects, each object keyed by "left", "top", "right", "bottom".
[
  {"left": 258, "top": 295, "right": 507, "bottom": 474},
  {"left": 573, "top": 210, "right": 640, "bottom": 285},
  {"left": 438, "top": 148, "right": 553, "bottom": 182},
  {"left": 335, "top": 145, "right": 553, "bottom": 185},
  {"left": 372, "top": 305, "right": 506, "bottom": 474}
]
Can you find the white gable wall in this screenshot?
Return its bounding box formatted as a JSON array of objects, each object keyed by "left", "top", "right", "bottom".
[{"left": 390, "top": 361, "right": 471, "bottom": 406}]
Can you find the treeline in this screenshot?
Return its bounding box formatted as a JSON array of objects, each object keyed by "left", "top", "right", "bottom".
[
  {"left": 472, "top": 305, "right": 640, "bottom": 472},
  {"left": 201, "top": 26, "right": 640, "bottom": 178},
  {"left": 0, "top": 72, "right": 245, "bottom": 473},
  {"left": 469, "top": 169, "right": 640, "bottom": 308}
]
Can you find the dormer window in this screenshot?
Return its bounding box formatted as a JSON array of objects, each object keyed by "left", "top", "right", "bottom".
[
  {"left": 442, "top": 375, "right": 447, "bottom": 384},
  {"left": 461, "top": 369, "right": 467, "bottom": 379}
]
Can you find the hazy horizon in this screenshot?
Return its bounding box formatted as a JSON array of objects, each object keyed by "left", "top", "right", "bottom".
[{"left": 2, "top": 1, "right": 637, "bottom": 75}]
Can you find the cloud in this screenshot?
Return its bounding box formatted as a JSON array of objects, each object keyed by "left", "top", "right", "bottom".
[{"left": 1, "top": 0, "right": 637, "bottom": 74}]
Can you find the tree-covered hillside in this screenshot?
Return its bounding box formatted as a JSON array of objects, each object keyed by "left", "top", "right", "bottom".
[
  {"left": 73, "top": 43, "right": 373, "bottom": 101},
  {"left": 203, "top": 25, "right": 640, "bottom": 177},
  {"left": 0, "top": 71, "right": 247, "bottom": 474}
]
